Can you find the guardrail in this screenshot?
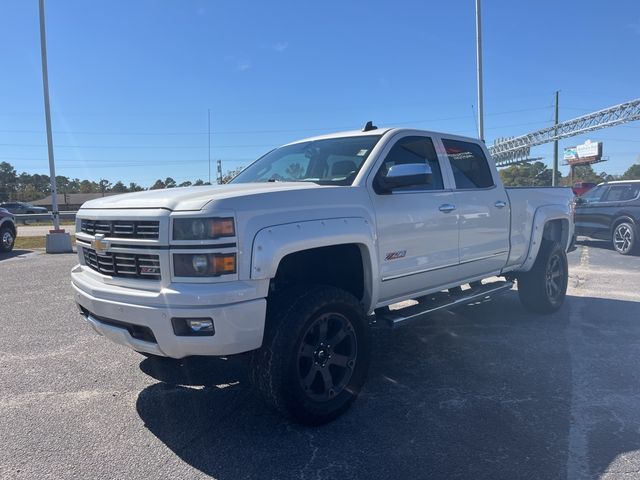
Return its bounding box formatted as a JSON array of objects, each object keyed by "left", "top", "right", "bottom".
[{"left": 13, "top": 212, "right": 77, "bottom": 224}]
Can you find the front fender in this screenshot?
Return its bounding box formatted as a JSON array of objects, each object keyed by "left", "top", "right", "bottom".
[{"left": 250, "top": 217, "right": 379, "bottom": 312}]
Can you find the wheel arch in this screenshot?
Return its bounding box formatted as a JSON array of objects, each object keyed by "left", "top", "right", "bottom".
[
  {"left": 520, "top": 206, "right": 573, "bottom": 272},
  {"left": 251, "top": 218, "right": 379, "bottom": 312},
  {"left": 611, "top": 215, "right": 636, "bottom": 235}
]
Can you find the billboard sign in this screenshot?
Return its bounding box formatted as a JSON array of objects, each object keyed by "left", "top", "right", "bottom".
[
  {"left": 564, "top": 140, "right": 602, "bottom": 165},
  {"left": 563, "top": 146, "right": 578, "bottom": 161}
]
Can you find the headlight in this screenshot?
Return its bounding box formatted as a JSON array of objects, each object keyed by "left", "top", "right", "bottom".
[
  {"left": 173, "top": 253, "right": 237, "bottom": 277},
  {"left": 173, "top": 217, "right": 235, "bottom": 240}
]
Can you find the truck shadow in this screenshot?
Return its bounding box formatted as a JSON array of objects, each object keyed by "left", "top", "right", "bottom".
[{"left": 136, "top": 293, "right": 640, "bottom": 480}]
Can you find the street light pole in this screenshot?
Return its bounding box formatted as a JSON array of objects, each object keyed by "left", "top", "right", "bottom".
[
  {"left": 38, "top": 0, "right": 60, "bottom": 231},
  {"left": 38, "top": 0, "right": 71, "bottom": 253},
  {"left": 475, "top": 0, "right": 484, "bottom": 142}
]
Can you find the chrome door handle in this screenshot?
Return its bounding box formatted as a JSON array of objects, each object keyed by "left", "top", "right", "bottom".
[
  {"left": 439, "top": 203, "right": 456, "bottom": 213},
  {"left": 494, "top": 200, "right": 507, "bottom": 209}
]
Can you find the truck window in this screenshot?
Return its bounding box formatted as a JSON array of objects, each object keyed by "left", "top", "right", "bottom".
[
  {"left": 376, "top": 136, "right": 444, "bottom": 191},
  {"left": 442, "top": 139, "right": 494, "bottom": 189}
]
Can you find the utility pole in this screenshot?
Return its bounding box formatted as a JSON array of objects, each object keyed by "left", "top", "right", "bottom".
[
  {"left": 475, "top": 0, "right": 484, "bottom": 141},
  {"left": 217, "top": 160, "right": 223, "bottom": 184},
  {"left": 208, "top": 108, "right": 211, "bottom": 184},
  {"left": 552, "top": 90, "right": 560, "bottom": 186},
  {"left": 38, "top": 0, "right": 71, "bottom": 252},
  {"left": 38, "top": 0, "right": 59, "bottom": 230}
]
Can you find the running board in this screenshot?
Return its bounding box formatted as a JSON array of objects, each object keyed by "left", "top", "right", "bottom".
[{"left": 376, "top": 281, "right": 514, "bottom": 328}]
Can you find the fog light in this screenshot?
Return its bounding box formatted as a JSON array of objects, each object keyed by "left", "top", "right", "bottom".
[
  {"left": 188, "top": 319, "right": 213, "bottom": 332},
  {"left": 171, "top": 317, "right": 215, "bottom": 336}
]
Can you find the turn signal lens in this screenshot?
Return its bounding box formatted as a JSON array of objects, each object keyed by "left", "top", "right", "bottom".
[
  {"left": 212, "top": 254, "right": 236, "bottom": 274},
  {"left": 210, "top": 218, "right": 235, "bottom": 238}
]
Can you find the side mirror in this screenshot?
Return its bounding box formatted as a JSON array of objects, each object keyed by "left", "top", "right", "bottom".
[
  {"left": 376, "top": 163, "right": 432, "bottom": 194},
  {"left": 574, "top": 196, "right": 585, "bottom": 205}
]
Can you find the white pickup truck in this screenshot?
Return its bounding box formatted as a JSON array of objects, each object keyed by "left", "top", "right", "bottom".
[{"left": 71, "top": 125, "right": 575, "bottom": 424}]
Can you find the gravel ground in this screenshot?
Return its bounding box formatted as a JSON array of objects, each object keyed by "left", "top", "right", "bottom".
[{"left": 1, "top": 240, "right": 640, "bottom": 479}]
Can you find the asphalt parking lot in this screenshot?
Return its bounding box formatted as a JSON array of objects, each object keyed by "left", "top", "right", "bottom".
[{"left": 1, "top": 241, "right": 640, "bottom": 480}]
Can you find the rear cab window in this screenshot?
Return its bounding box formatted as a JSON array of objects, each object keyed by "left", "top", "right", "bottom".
[{"left": 442, "top": 139, "right": 494, "bottom": 189}]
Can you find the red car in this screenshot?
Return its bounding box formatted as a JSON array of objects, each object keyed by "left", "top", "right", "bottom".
[
  {"left": 572, "top": 182, "right": 597, "bottom": 196},
  {"left": 0, "top": 207, "right": 17, "bottom": 252}
]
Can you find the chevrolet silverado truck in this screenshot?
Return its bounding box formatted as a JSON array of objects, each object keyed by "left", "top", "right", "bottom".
[{"left": 71, "top": 126, "right": 575, "bottom": 424}]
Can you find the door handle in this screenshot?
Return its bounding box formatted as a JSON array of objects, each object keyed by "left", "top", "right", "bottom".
[
  {"left": 439, "top": 203, "right": 456, "bottom": 213},
  {"left": 494, "top": 200, "right": 507, "bottom": 209}
]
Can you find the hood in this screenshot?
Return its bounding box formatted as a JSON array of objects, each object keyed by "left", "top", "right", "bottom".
[{"left": 79, "top": 183, "right": 323, "bottom": 211}]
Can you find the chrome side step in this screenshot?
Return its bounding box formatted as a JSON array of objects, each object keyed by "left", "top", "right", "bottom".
[{"left": 376, "top": 281, "right": 514, "bottom": 328}]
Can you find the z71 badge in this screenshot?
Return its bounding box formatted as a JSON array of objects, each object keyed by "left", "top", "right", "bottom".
[{"left": 385, "top": 250, "right": 406, "bottom": 261}]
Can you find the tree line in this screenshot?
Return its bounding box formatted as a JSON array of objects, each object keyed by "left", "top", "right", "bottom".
[
  {"left": 0, "top": 161, "right": 244, "bottom": 202},
  {"left": 2, "top": 158, "right": 639, "bottom": 203},
  {"left": 499, "top": 162, "right": 640, "bottom": 187}
]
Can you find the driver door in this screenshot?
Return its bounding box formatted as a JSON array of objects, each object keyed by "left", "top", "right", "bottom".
[{"left": 369, "top": 134, "right": 459, "bottom": 304}]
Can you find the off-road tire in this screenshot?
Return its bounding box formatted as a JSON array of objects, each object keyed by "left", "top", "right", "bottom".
[
  {"left": 517, "top": 240, "right": 568, "bottom": 314},
  {"left": 249, "top": 285, "right": 370, "bottom": 425}
]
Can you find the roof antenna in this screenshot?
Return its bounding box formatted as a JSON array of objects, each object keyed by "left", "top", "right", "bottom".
[{"left": 362, "top": 121, "right": 377, "bottom": 132}]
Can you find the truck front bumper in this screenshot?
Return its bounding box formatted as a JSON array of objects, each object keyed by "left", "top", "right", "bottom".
[{"left": 71, "top": 265, "right": 267, "bottom": 359}]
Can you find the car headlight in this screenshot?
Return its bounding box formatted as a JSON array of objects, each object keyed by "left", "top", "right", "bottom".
[
  {"left": 173, "top": 217, "right": 235, "bottom": 240},
  {"left": 173, "top": 253, "right": 237, "bottom": 277}
]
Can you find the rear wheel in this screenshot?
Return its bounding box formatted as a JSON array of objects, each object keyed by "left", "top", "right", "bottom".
[
  {"left": 0, "top": 224, "right": 15, "bottom": 252},
  {"left": 517, "top": 241, "right": 568, "bottom": 314},
  {"left": 250, "top": 285, "right": 370, "bottom": 425},
  {"left": 612, "top": 222, "right": 637, "bottom": 255}
]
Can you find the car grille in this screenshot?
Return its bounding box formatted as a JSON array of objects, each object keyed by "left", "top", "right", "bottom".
[
  {"left": 80, "top": 219, "right": 160, "bottom": 239},
  {"left": 82, "top": 247, "right": 161, "bottom": 280}
]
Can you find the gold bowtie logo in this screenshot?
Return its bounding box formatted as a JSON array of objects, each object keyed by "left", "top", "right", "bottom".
[{"left": 91, "top": 234, "right": 110, "bottom": 254}]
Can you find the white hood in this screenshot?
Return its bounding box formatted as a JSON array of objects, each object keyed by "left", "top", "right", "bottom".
[{"left": 79, "top": 183, "right": 321, "bottom": 211}]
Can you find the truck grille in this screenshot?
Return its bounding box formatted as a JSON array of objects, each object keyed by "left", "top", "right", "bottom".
[
  {"left": 82, "top": 247, "right": 161, "bottom": 280},
  {"left": 80, "top": 219, "right": 160, "bottom": 239}
]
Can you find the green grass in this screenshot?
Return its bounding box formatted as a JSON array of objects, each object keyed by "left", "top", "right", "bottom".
[{"left": 14, "top": 234, "right": 75, "bottom": 250}]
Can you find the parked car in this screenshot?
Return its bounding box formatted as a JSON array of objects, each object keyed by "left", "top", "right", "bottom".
[
  {"left": 0, "top": 207, "right": 16, "bottom": 252},
  {"left": 0, "top": 202, "right": 48, "bottom": 214},
  {"left": 575, "top": 180, "right": 640, "bottom": 255},
  {"left": 71, "top": 126, "right": 575, "bottom": 424},
  {"left": 572, "top": 182, "right": 597, "bottom": 197}
]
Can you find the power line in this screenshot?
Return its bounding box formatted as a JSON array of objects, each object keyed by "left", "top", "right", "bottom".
[{"left": 0, "top": 107, "right": 553, "bottom": 137}]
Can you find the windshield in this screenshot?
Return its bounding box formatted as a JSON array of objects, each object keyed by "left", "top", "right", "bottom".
[{"left": 231, "top": 135, "right": 381, "bottom": 185}]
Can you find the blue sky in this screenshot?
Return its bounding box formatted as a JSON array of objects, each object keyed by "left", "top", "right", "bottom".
[{"left": 1, "top": 0, "right": 639, "bottom": 187}]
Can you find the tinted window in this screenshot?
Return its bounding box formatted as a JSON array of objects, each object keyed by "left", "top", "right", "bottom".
[
  {"left": 442, "top": 139, "right": 494, "bottom": 189},
  {"left": 580, "top": 185, "right": 607, "bottom": 203},
  {"left": 603, "top": 184, "right": 640, "bottom": 202},
  {"left": 376, "top": 136, "right": 444, "bottom": 191}
]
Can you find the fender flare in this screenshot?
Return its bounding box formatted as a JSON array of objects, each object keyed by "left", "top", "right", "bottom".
[
  {"left": 250, "top": 217, "right": 379, "bottom": 312},
  {"left": 519, "top": 205, "right": 573, "bottom": 272}
]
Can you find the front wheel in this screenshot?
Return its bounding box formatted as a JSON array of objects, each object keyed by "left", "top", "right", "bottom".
[
  {"left": 0, "top": 225, "right": 15, "bottom": 252},
  {"left": 612, "top": 222, "right": 637, "bottom": 255},
  {"left": 249, "top": 285, "right": 370, "bottom": 425},
  {"left": 517, "top": 241, "right": 568, "bottom": 314}
]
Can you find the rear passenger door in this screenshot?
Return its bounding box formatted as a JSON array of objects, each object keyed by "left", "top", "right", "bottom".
[{"left": 440, "top": 137, "right": 510, "bottom": 278}]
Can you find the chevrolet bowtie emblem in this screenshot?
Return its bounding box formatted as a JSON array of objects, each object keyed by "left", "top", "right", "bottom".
[{"left": 91, "top": 234, "right": 110, "bottom": 254}]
